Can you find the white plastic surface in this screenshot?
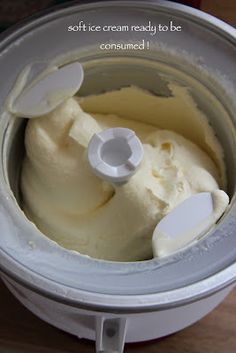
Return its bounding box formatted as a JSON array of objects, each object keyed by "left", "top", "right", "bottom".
[
  {"left": 96, "top": 317, "right": 127, "bottom": 353},
  {"left": 157, "top": 192, "right": 214, "bottom": 238},
  {"left": 2, "top": 275, "right": 234, "bottom": 353},
  {"left": 11, "top": 62, "right": 84, "bottom": 117},
  {"left": 152, "top": 192, "right": 215, "bottom": 257},
  {"left": 87, "top": 128, "right": 143, "bottom": 184}
]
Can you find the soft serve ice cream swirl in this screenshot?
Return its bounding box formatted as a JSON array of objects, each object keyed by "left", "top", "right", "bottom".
[{"left": 21, "top": 85, "right": 223, "bottom": 261}]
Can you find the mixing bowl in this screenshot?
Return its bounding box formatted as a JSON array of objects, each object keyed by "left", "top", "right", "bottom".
[{"left": 0, "top": 1, "right": 235, "bottom": 352}]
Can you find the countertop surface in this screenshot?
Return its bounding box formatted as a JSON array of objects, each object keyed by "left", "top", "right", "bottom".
[{"left": 0, "top": 0, "right": 236, "bottom": 352}]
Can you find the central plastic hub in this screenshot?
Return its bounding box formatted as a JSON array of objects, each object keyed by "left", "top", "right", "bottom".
[
  {"left": 100, "top": 137, "right": 132, "bottom": 167},
  {"left": 87, "top": 127, "right": 143, "bottom": 184}
]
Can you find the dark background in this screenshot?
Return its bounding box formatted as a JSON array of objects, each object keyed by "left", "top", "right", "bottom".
[{"left": 0, "top": 0, "right": 201, "bottom": 33}]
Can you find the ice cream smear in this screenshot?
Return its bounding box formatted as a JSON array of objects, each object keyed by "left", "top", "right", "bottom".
[{"left": 21, "top": 84, "right": 229, "bottom": 262}]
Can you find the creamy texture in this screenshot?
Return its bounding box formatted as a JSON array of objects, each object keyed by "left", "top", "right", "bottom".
[{"left": 21, "top": 85, "right": 224, "bottom": 261}]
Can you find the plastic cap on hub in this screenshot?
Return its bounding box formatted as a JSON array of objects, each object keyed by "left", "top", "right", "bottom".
[{"left": 87, "top": 127, "right": 143, "bottom": 184}]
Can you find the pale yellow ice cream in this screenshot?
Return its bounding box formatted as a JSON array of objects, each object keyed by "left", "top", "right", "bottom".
[{"left": 21, "top": 85, "right": 225, "bottom": 261}]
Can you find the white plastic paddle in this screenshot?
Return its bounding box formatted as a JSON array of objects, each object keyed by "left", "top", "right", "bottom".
[
  {"left": 11, "top": 62, "right": 84, "bottom": 117},
  {"left": 152, "top": 190, "right": 229, "bottom": 258}
]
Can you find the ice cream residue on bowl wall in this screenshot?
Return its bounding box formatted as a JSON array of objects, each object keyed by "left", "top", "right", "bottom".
[{"left": 20, "top": 76, "right": 227, "bottom": 262}]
